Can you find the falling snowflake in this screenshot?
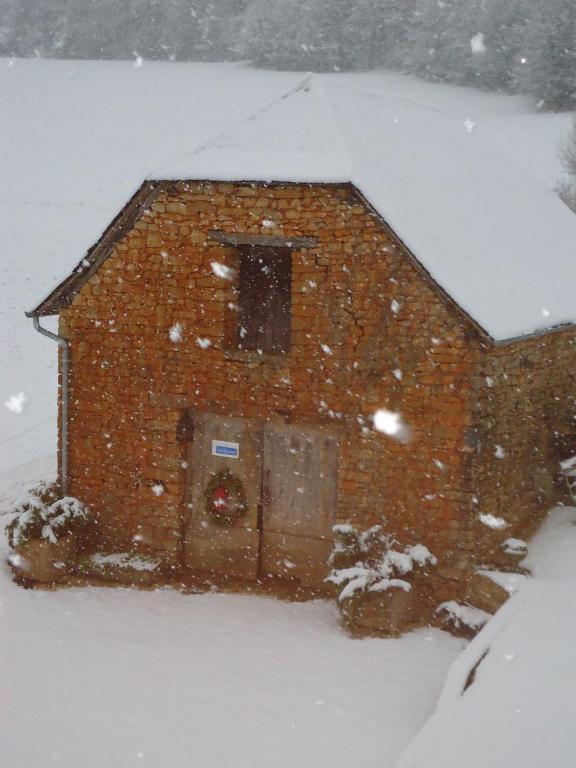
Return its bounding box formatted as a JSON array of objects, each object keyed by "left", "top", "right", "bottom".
[
  {"left": 151, "top": 483, "right": 165, "bottom": 497},
  {"left": 485, "top": 376, "right": 495, "bottom": 387},
  {"left": 169, "top": 323, "right": 182, "bottom": 343},
  {"left": 390, "top": 299, "right": 400, "bottom": 315},
  {"left": 320, "top": 343, "right": 333, "bottom": 355},
  {"left": 373, "top": 409, "right": 411, "bottom": 443},
  {"left": 262, "top": 218, "right": 276, "bottom": 229},
  {"left": 495, "top": 445, "right": 505, "bottom": 459},
  {"left": 393, "top": 368, "right": 403, "bottom": 381},
  {"left": 5, "top": 391, "right": 25, "bottom": 413},
  {"left": 210, "top": 261, "right": 235, "bottom": 281},
  {"left": 470, "top": 32, "right": 486, "bottom": 54},
  {"left": 464, "top": 118, "right": 475, "bottom": 133},
  {"left": 196, "top": 337, "right": 212, "bottom": 349},
  {"left": 133, "top": 53, "right": 143, "bottom": 67}
]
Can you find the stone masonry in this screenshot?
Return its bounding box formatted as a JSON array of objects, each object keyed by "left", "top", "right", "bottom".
[{"left": 55, "top": 181, "right": 576, "bottom": 614}]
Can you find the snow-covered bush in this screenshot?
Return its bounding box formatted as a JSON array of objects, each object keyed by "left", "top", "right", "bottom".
[
  {"left": 327, "top": 523, "right": 437, "bottom": 602},
  {"left": 436, "top": 601, "right": 491, "bottom": 631},
  {"left": 5, "top": 482, "right": 90, "bottom": 549}
]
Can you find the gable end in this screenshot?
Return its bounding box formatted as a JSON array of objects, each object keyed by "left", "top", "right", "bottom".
[{"left": 26, "top": 181, "right": 161, "bottom": 317}]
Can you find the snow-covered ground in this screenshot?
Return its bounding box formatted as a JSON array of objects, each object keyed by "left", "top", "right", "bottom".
[
  {"left": 0, "top": 562, "right": 462, "bottom": 768},
  {"left": 396, "top": 506, "right": 576, "bottom": 768}
]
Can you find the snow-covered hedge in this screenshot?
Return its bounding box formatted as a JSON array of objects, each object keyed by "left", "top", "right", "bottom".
[
  {"left": 5, "top": 482, "right": 90, "bottom": 549},
  {"left": 327, "top": 523, "right": 437, "bottom": 602}
]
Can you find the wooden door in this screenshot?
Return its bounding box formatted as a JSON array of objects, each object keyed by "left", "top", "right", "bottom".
[
  {"left": 184, "top": 413, "right": 262, "bottom": 579},
  {"left": 261, "top": 424, "right": 338, "bottom": 585}
]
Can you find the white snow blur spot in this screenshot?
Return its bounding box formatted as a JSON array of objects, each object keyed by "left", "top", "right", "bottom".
[
  {"left": 5, "top": 391, "right": 25, "bottom": 414},
  {"left": 262, "top": 218, "right": 275, "bottom": 229},
  {"left": 390, "top": 299, "right": 400, "bottom": 315},
  {"left": 542, "top": 307, "right": 550, "bottom": 317},
  {"left": 485, "top": 376, "right": 495, "bottom": 387},
  {"left": 197, "top": 337, "right": 212, "bottom": 349},
  {"left": 464, "top": 118, "right": 475, "bottom": 133},
  {"left": 320, "top": 343, "right": 333, "bottom": 355},
  {"left": 169, "top": 323, "right": 182, "bottom": 343},
  {"left": 470, "top": 32, "right": 486, "bottom": 53},
  {"left": 133, "top": 53, "right": 143, "bottom": 67},
  {"left": 373, "top": 409, "right": 411, "bottom": 443},
  {"left": 210, "top": 261, "right": 235, "bottom": 281},
  {"left": 495, "top": 444, "right": 505, "bottom": 459},
  {"left": 393, "top": 368, "right": 403, "bottom": 381},
  {"left": 479, "top": 513, "right": 509, "bottom": 530},
  {"left": 151, "top": 483, "right": 165, "bottom": 497}
]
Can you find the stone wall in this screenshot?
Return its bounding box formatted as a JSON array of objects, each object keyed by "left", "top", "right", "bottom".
[
  {"left": 468, "top": 329, "right": 576, "bottom": 563},
  {"left": 58, "top": 181, "right": 483, "bottom": 598},
  {"left": 56, "top": 179, "right": 576, "bottom": 614}
]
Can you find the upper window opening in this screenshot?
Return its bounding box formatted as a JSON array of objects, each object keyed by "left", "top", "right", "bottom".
[{"left": 236, "top": 245, "right": 291, "bottom": 354}]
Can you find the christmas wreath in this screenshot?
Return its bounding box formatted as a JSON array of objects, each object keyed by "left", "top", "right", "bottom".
[{"left": 203, "top": 469, "right": 248, "bottom": 526}]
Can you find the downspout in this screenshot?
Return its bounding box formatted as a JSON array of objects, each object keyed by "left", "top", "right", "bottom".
[{"left": 32, "top": 316, "right": 69, "bottom": 495}]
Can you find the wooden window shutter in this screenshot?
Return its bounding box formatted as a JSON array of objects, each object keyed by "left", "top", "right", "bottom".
[{"left": 237, "top": 245, "right": 291, "bottom": 353}]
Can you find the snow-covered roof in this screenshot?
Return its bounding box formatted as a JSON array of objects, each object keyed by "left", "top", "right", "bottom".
[{"left": 152, "top": 76, "right": 576, "bottom": 342}]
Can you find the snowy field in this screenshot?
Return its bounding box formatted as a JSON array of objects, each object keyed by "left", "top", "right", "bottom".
[{"left": 0, "top": 563, "right": 462, "bottom": 768}]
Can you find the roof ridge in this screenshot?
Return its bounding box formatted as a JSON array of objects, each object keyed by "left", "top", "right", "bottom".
[
  {"left": 145, "top": 73, "right": 314, "bottom": 180},
  {"left": 313, "top": 76, "right": 355, "bottom": 180}
]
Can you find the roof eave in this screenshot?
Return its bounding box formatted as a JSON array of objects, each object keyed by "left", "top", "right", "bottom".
[
  {"left": 24, "top": 181, "right": 161, "bottom": 318},
  {"left": 25, "top": 176, "right": 572, "bottom": 346}
]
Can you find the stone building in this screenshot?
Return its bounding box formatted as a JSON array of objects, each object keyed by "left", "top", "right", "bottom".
[{"left": 27, "top": 79, "right": 576, "bottom": 621}]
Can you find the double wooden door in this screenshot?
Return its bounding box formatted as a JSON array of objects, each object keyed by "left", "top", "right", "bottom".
[{"left": 184, "top": 414, "right": 338, "bottom": 586}]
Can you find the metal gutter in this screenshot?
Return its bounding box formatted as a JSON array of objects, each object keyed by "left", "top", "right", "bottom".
[{"left": 32, "top": 317, "right": 69, "bottom": 495}]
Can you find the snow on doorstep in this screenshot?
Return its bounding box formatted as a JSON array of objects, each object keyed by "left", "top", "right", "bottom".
[
  {"left": 153, "top": 76, "right": 576, "bottom": 342},
  {"left": 89, "top": 552, "right": 160, "bottom": 571}
]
